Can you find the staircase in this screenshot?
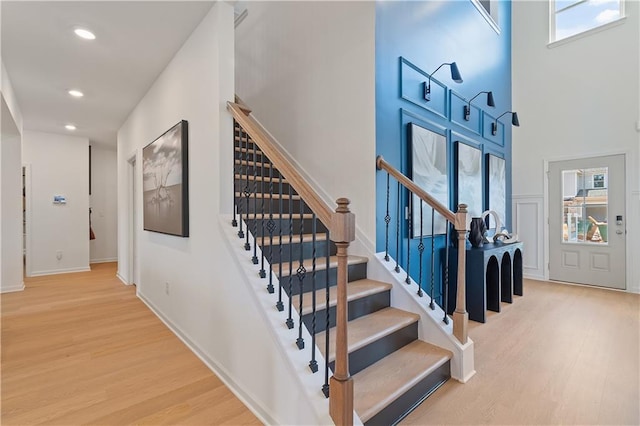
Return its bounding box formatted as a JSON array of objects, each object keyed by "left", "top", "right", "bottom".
[{"left": 231, "top": 108, "right": 454, "bottom": 425}]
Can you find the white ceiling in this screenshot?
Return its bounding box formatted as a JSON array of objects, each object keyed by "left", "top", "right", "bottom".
[{"left": 1, "top": 1, "right": 215, "bottom": 148}]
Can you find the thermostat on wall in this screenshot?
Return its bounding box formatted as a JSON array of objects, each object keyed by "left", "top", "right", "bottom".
[{"left": 53, "top": 195, "right": 66, "bottom": 204}]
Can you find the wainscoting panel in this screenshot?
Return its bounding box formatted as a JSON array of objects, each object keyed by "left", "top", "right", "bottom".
[
  {"left": 513, "top": 195, "right": 544, "bottom": 280},
  {"left": 400, "top": 57, "right": 448, "bottom": 119}
]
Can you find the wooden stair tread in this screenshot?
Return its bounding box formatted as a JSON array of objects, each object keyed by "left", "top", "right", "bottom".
[
  {"left": 242, "top": 213, "right": 314, "bottom": 220},
  {"left": 235, "top": 146, "right": 262, "bottom": 154},
  {"left": 316, "top": 307, "right": 419, "bottom": 363},
  {"left": 235, "top": 174, "right": 287, "bottom": 184},
  {"left": 278, "top": 255, "right": 368, "bottom": 278},
  {"left": 291, "top": 279, "right": 392, "bottom": 316},
  {"left": 262, "top": 233, "right": 328, "bottom": 246},
  {"left": 353, "top": 340, "right": 452, "bottom": 423},
  {"left": 234, "top": 192, "right": 300, "bottom": 200},
  {"left": 235, "top": 159, "right": 273, "bottom": 167}
]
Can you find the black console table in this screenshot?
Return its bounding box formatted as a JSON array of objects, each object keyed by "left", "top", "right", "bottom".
[{"left": 445, "top": 241, "right": 523, "bottom": 323}]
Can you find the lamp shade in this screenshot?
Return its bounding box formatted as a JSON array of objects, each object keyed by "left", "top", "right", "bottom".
[
  {"left": 450, "top": 62, "right": 463, "bottom": 83},
  {"left": 487, "top": 91, "right": 495, "bottom": 107},
  {"left": 511, "top": 112, "right": 520, "bottom": 126}
]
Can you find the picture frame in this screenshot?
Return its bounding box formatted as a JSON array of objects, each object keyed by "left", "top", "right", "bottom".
[
  {"left": 409, "top": 122, "right": 449, "bottom": 237},
  {"left": 455, "top": 141, "right": 483, "bottom": 226},
  {"left": 486, "top": 153, "right": 506, "bottom": 230},
  {"left": 142, "top": 120, "right": 189, "bottom": 237}
]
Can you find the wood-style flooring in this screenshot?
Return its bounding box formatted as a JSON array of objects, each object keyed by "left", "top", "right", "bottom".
[
  {"left": 1, "top": 263, "right": 262, "bottom": 425},
  {"left": 401, "top": 279, "right": 640, "bottom": 425},
  {"left": 3, "top": 265, "right": 639, "bottom": 425}
]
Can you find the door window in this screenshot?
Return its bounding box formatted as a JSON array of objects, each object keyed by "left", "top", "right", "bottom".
[{"left": 562, "top": 167, "right": 608, "bottom": 244}]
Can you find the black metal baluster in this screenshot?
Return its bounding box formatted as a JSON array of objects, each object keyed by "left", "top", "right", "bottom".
[
  {"left": 266, "top": 162, "right": 275, "bottom": 294},
  {"left": 259, "top": 153, "right": 266, "bottom": 278},
  {"left": 405, "top": 194, "right": 412, "bottom": 285},
  {"left": 251, "top": 142, "right": 259, "bottom": 264},
  {"left": 322, "top": 228, "right": 330, "bottom": 398},
  {"left": 243, "top": 132, "right": 251, "bottom": 251},
  {"left": 443, "top": 224, "right": 450, "bottom": 325},
  {"left": 286, "top": 184, "right": 294, "bottom": 329},
  {"left": 309, "top": 213, "right": 318, "bottom": 372},
  {"left": 296, "top": 202, "right": 306, "bottom": 350},
  {"left": 232, "top": 120, "right": 238, "bottom": 227},
  {"left": 260, "top": 153, "right": 273, "bottom": 276},
  {"left": 417, "top": 200, "right": 424, "bottom": 297},
  {"left": 429, "top": 207, "right": 436, "bottom": 310},
  {"left": 395, "top": 182, "right": 401, "bottom": 273},
  {"left": 276, "top": 174, "right": 284, "bottom": 312},
  {"left": 384, "top": 173, "right": 391, "bottom": 261},
  {"left": 237, "top": 127, "right": 245, "bottom": 239}
]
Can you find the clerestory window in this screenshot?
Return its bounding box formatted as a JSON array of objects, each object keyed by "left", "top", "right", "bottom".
[{"left": 551, "top": 0, "right": 625, "bottom": 43}]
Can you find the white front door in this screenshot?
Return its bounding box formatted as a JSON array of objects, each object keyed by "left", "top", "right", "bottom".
[{"left": 548, "top": 154, "right": 626, "bottom": 289}]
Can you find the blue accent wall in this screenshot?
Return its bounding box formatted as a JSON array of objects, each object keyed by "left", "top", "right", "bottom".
[{"left": 375, "top": 1, "right": 512, "bottom": 300}]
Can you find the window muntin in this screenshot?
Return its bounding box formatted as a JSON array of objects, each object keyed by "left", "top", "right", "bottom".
[{"left": 551, "top": 0, "right": 624, "bottom": 42}]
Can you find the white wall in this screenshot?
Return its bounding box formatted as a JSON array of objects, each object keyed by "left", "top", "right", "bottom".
[
  {"left": 1, "top": 62, "right": 25, "bottom": 292},
  {"left": 235, "top": 1, "right": 377, "bottom": 250},
  {"left": 90, "top": 145, "right": 117, "bottom": 263},
  {"left": 512, "top": 1, "right": 640, "bottom": 292},
  {"left": 1, "top": 95, "right": 24, "bottom": 292},
  {"left": 117, "top": 4, "right": 322, "bottom": 424},
  {"left": 22, "top": 130, "right": 90, "bottom": 276}
]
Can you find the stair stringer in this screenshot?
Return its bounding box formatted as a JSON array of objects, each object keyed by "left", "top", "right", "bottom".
[
  {"left": 220, "top": 214, "right": 364, "bottom": 426},
  {"left": 348, "top": 239, "right": 476, "bottom": 383}
]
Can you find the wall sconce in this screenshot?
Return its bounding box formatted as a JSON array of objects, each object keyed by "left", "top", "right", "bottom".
[
  {"left": 464, "top": 91, "right": 495, "bottom": 121},
  {"left": 491, "top": 111, "right": 520, "bottom": 135},
  {"left": 424, "top": 62, "right": 463, "bottom": 101}
]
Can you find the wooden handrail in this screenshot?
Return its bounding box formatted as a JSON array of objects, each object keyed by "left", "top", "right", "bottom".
[
  {"left": 376, "top": 155, "right": 455, "bottom": 223},
  {"left": 228, "top": 102, "right": 334, "bottom": 228},
  {"left": 229, "top": 100, "right": 355, "bottom": 424}
]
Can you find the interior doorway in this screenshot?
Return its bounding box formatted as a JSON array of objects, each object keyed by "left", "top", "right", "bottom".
[
  {"left": 22, "top": 165, "right": 31, "bottom": 278},
  {"left": 548, "top": 154, "right": 626, "bottom": 289}
]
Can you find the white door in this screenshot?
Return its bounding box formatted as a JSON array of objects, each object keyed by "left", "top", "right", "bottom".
[{"left": 549, "top": 154, "right": 626, "bottom": 289}]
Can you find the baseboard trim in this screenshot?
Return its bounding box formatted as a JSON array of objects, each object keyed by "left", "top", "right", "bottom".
[
  {"left": 1, "top": 282, "right": 25, "bottom": 293},
  {"left": 137, "top": 293, "right": 275, "bottom": 426},
  {"left": 90, "top": 257, "right": 117, "bottom": 264},
  {"left": 116, "top": 273, "right": 130, "bottom": 286},
  {"left": 456, "top": 368, "right": 477, "bottom": 384},
  {"left": 30, "top": 267, "right": 91, "bottom": 277},
  {"left": 524, "top": 272, "right": 546, "bottom": 281}
]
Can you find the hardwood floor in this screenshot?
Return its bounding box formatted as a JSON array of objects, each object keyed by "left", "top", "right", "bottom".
[
  {"left": 1, "top": 263, "right": 261, "bottom": 425},
  {"left": 3, "top": 266, "right": 639, "bottom": 425},
  {"left": 401, "top": 279, "right": 640, "bottom": 425}
]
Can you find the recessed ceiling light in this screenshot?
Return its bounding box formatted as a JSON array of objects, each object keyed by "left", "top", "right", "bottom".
[
  {"left": 68, "top": 90, "right": 84, "bottom": 98},
  {"left": 65, "top": 124, "right": 77, "bottom": 131},
  {"left": 74, "top": 28, "right": 96, "bottom": 40}
]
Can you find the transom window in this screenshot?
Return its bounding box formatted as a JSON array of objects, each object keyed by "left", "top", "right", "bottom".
[{"left": 551, "top": 0, "right": 625, "bottom": 43}]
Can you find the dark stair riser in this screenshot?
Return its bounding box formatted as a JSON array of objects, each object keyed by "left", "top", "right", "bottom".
[
  {"left": 234, "top": 164, "right": 283, "bottom": 180},
  {"left": 234, "top": 149, "right": 268, "bottom": 164},
  {"left": 234, "top": 196, "right": 304, "bottom": 215},
  {"left": 259, "top": 239, "right": 337, "bottom": 264},
  {"left": 364, "top": 360, "right": 450, "bottom": 426},
  {"left": 302, "top": 290, "right": 390, "bottom": 334},
  {"left": 234, "top": 179, "right": 293, "bottom": 197},
  {"left": 245, "top": 218, "right": 328, "bottom": 235},
  {"left": 329, "top": 322, "right": 418, "bottom": 376},
  {"left": 279, "top": 262, "right": 367, "bottom": 296}
]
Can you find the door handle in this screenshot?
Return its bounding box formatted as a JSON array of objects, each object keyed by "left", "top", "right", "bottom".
[{"left": 616, "top": 229, "right": 623, "bottom": 235}]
